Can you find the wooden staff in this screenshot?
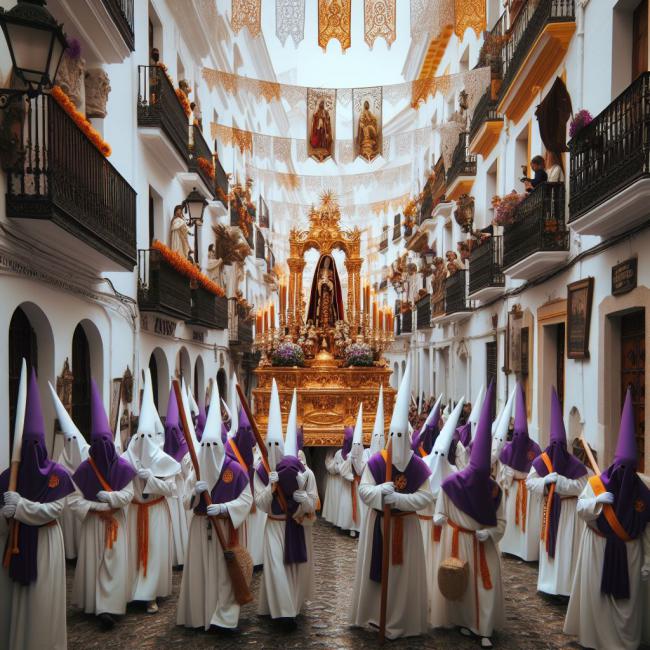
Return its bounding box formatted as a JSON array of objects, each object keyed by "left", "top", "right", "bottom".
[
  {"left": 172, "top": 380, "right": 253, "bottom": 605},
  {"left": 379, "top": 438, "right": 393, "bottom": 642},
  {"left": 580, "top": 434, "right": 601, "bottom": 474},
  {"left": 236, "top": 383, "right": 288, "bottom": 512}
]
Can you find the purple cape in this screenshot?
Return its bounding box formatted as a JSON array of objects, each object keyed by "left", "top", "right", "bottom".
[
  {"left": 411, "top": 423, "right": 439, "bottom": 455},
  {"left": 499, "top": 435, "right": 541, "bottom": 474},
  {"left": 441, "top": 468, "right": 502, "bottom": 529},
  {"left": 163, "top": 419, "right": 188, "bottom": 463},
  {"left": 366, "top": 451, "right": 431, "bottom": 582},
  {"left": 193, "top": 456, "right": 249, "bottom": 514},
  {"left": 341, "top": 426, "right": 353, "bottom": 460},
  {"left": 256, "top": 455, "right": 307, "bottom": 564}
]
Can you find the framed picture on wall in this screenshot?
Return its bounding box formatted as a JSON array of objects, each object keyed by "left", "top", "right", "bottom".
[
  {"left": 504, "top": 306, "right": 523, "bottom": 373},
  {"left": 567, "top": 277, "right": 594, "bottom": 359}
]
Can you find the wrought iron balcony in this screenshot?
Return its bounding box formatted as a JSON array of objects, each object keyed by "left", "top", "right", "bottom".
[
  {"left": 101, "top": 0, "right": 134, "bottom": 51},
  {"left": 229, "top": 299, "right": 253, "bottom": 346},
  {"left": 469, "top": 88, "right": 503, "bottom": 157},
  {"left": 446, "top": 132, "right": 476, "bottom": 200},
  {"left": 188, "top": 125, "right": 216, "bottom": 198},
  {"left": 138, "top": 249, "right": 192, "bottom": 320},
  {"left": 189, "top": 289, "right": 228, "bottom": 329},
  {"left": 503, "top": 183, "right": 569, "bottom": 279},
  {"left": 444, "top": 270, "right": 473, "bottom": 316},
  {"left": 137, "top": 65, "right": 191, "bottom": 165},
  {"left": 256, "top": 230, "right": 265, "bottom": 259},
  {"left": 416, "top": 295, "right": 431, "bottom": 330},
  {"left": 469, "top": 236, "right": 505, "bottom": 299},
  {"left": 214, "top": 155, "right": 229, "bottom": 207},
  {"left": 5, "top": 94, "right": 136, "bottom": 270},
  {"left": 392, "top": 223, "right": 401, "bottom": 241},
  {"left": 569, "top": 72, "right": 650, "bottom": 237},
  {"left": 379, "top": 234, "right": 389, "bottom": 252}
]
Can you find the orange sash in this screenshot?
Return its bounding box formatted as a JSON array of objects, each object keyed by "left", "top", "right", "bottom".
[
  {"left": 418, "top": 446, "right": 427, "bottom": 458},
  {"left": 514, "top": 478, "right": 528, "bottom": 532},
  {"left": 589, "top": 476, "right": 632, "bottom": 542},
  {"left": 134, "top": 496, "right": 165, "bottom": 576},
  {"left": 88, "top": 457, "right": 119, "bottom": 550},
  {"left": 539, "top": 452, "right": 555, "bottom": 553}
]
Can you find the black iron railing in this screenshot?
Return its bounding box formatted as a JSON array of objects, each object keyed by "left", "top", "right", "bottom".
[
  {"left": 138, "top": 249, "right": 192, "bottom": 319},
  {"left": 416, "top": 295, "right": 431, "bottom": 329},
  {"left": 499, "top": 0, "right": 575, "bottom": 103},
  {"left": 445, "top": 270, "right": 473, "bottom": 314},
  {"left": 189, "top": 125, "right": 215, "bottom": 197},
  {"left": 482, "top": 10, "right": 507, "bottom": 75},
  {"left": 419, "top": 157, "right": 447, "bottom": 225},
  {"left": 446, "top": 132, "right": 476, "bottom": 188},
  {"left": 469, "top": 88, "right": 502, "bottom": 144},
  {"left": 137, "top": 65, "right": 190, "bottom": 164},
  {"left": 190, "top": 289, "right": 228, "bottom": 329},
  {"left": 229, "top": 299, "right": 253, "bottom": 345},
  {"left": 569, "top": 72, "right": 650, "bottom": 221},
  {"left": 101, "top": 0, "right": 134, "bottom": 51},
  {"left": 214, "top": 155, "right": 229, "bottom": 206},
  {"left": 469, "top": 236, "right": 504, "bottom": 295},
  {"left": 503, "top": 183, "right": 568, "bottom": 270},
  {"left": 6, "top": 94, "right": 136, "bottom": 269}
]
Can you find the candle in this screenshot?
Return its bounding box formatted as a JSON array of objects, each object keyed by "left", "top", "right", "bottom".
[
  {"left": 379, "top": 309, "right": 384, "bottom": 332},
  {"left": 256, "top": 312, "right": 262, "bottom": 336},
  {"left": 270, "top": 302, "right": 275, "bottom": 330},
  {"left": 280, "top": 284, "right": 286, "bottom": 318},
  {"left": 263, "top": 309, "right": 268, "bottom": 333},
  {"left": 373, "top": 300, "right": 378, "bottom": 330},
  {"left": 365, "top": 283, "right": 370, "bottom": 313}
]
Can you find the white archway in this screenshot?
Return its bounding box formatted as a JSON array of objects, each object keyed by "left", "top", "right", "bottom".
[{"left": 149, "top": 347, "right": 170, "bottom": 414}]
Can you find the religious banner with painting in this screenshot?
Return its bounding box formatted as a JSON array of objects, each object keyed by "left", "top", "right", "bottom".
[
  {"left": 567, "top": 277, "right": 594, "bottom": 359},
  {"left": 353, "top": 86, "right": 382, "bottom": 162},
  {"left": 307, "top": 87, "right": 336, "bottom": 162},
  {"left": 505, "top": 306, "right": 523, "bottom": 373}
]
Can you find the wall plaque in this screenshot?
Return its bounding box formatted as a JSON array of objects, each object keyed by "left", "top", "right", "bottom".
[{"left": 611, "top": 258, "right": 637, "bottom": 296}]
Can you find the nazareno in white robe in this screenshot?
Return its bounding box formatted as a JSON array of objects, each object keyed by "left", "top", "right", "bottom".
[
  {"left": 0, "top": 497, "right": 68, "bottom": 650},
  {"left": 337, "top": 453, "right": 363, "bottom": 533},
  {"left": 497, "top": 461, "right": 543, "bottom": 561},
  {"left": 563, "top": 481, "right": 650, "bottom": 650},
  {"left": 240, "top": 445, "right": 266, "bottom": 567},
  {"left": 176, "top": 475, "right": 253, "bottom": 629},
  {"left": 69, "top": 483, "right": 134, "bottom": 615},
  {"left": 350, "top": 464, "right": 434, "bottom": 640},
  {"left": 430, "top": 491, "right": 506, "bottom": 637},
  {"left": 167, "top": 454, "right": 192, "bottom": 566},
  {"left": 321, "top": 448, "right": 342, "bottom": 524},
  {"left": 254, "top": 466, "right": 319, "bottom": 618},
  {"left": 525, "top": 467, "right": 588, "bottom": 596},
  {"left": 57, "top": 451, "right": 86, "bottom": 560}
]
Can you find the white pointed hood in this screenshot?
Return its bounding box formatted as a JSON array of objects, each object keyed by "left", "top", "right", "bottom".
[
  {"left": 50, "top": 381, "right": 89, "bottom": 471},
  {"left": 422, "top": 393, "right": 443, "bottom": 431},
  {"left": 469, "top": 383, "right": 486, "bottom": 436},
  {"left": 10, "top": 359, "right": 27, "bottom": 464},
  {"left": 441, "top": 401, "right": 451, "bottom": 424},
  {"left": 114, "top": 397, "right": 124, "bottom": 453},
  {"left": 187, "top": 381, "right": 200, "bottom": 418},
  {"left": 284, "top": 388, "right": 299, "bottom": 458},
  {"left": 370, "top": 385, "right": 385, "bottom": 455},
  {"left": 423, "top": 397, "right": 465, "bottom": 498},
  {"left": 351, "top": 403, "right": 365, "bottom": 474},
  {"left": 124, "top": 369, "right": 180, "bottom": 477},
  {"left": 227, "top": 371, "right": 239, "bottom": 439},
  {"left": 389, "top": 359, "right": 413, "bottom": 471},
  {"left": 198, "top": 379, "right": 226, "bottom": 485},
  {"left": 153, "top": 398, "right": 165, "bottom": 448},
  {"left": 491, "top": 385, "right": 516, "bottom": 464},
  {"left": 266, "top": 379, "right": 284, "bottom": 471}
]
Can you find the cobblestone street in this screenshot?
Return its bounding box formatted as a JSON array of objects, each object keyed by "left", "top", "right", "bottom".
[{"left": 64, "top": 518, "right": 597, "bottom": 649}]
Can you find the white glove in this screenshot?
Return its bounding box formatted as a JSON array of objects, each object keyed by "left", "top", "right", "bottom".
[
  {"left": 90, "top": 501, "right": 110, "bottom": 512},
  {"left": 380, "top": 482, "right": 395, "bottom": 496},
  {"left": 138, "top": 468, "right": 153, "bottom": 481},
  {"left": 595, "top": 491, "right": 615, "bottom": 505},
  {"left": 194, "top": 480, "right": 209, "bottom": 496},
  {"left": 642, "top": 565, "right": 650, "bottom": 581},
  {"left": 206, "top": 503, "right": 226, "bottom": 516},
  {"left": 2, "top": 504, "right": 16, "bottom": 518},
  {"left": 296, "top": 471, "right": 308, "bottom": 490},
  {"left": 96, "top": 491, "right": 111, "bottom": 503},
  {"left": 293, "top": 490, "right": 308, "bottom": 504},
  {"left": 3, "top": 491, "right": 19, "bottom": 506},
  {"left": 476, "top": 529, "right": 490, "bottom": 542},
  {"left": 384, "top": 492, "right": 399, "bottom": 506},
  {"left": 433, "top": 513, "right": 447, "bottom": 526},
  {"left": 544, "top": 472, "right": 558, "bottom": 485},
  {"left": 269, "top": 471, "right": 279, "bottom": 484}
]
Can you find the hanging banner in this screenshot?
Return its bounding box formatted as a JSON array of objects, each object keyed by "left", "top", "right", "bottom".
[
  {"left": 275, "top": 0, "right": 306, "bottom": 47},
  {"left": 353, "top": 86, "right": 382, "bottom": 162},
  {"left": 231, "top": 0, "right": 261, "bottom": 37},
  {"left": 318, "top": 0, "right": 352, "bottom": 52},
  {"left": 364, "top": 0, "right": 397, "bottom": 49},
  {"left": 307, "top": 88, "right": 336, "bottom": 162}
]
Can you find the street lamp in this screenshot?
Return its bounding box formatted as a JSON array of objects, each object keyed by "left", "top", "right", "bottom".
[
  {"left": 183, "top": 187, "right": 207, "bottom": 263},
  {"left": 0, "top": 0, "right": 66, "bottom": 95}
]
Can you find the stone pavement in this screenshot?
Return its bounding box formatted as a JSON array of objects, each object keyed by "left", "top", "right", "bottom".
[{"left": 66, "top": 518, "right": 584, "bottom": 649}]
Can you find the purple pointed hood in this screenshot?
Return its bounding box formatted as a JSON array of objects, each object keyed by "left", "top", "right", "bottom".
[
  {"left": 499, "top": 383, "right": 541, "bottom": 473},
  {"left": 411, "top": 402, "right": 441, "bottom": 454},
  {"left": 613, "top": 388, "right": 638, "bottom": 468},
  {"left": 441, "top": 380, "right": 502, "bottom": 527},
  {"left": 455, "top": 421, "right": 472, "bottom": 447},
  {"left": 341, "top": 425, "right": 354, "bottom": 459},
  {"left": 163, "top": 386, "right": 188, "bottom": 462},
  {"left": 72, "top": 380, "right": 135, "bottom": 500},
  {"left": 226, "top": 406, "right": 255, "bottom": 469},
  {"left": 196, "top": 403, "right": 207, "bottom": 441}
]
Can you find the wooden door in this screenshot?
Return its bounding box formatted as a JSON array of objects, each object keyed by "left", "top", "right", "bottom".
[
  {"left": 621, "top": 309, "right": 646, "bottom": 472},
  {"left": 72, "top": 324, "right": 91, "bottom": 440},
  {"left": 632, "top": 0, "right": 648, "bottom": 81}
]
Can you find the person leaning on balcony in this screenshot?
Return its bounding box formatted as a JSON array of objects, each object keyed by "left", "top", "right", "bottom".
[
  {"left": 544, "top": 151, "right": 565, "bottom": 183},
  {"left": 523, "top": 155, "right": 548, "bottom": 193}
]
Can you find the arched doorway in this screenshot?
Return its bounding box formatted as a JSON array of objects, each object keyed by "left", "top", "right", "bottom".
[
  {"left": 72, "top": 324, "right": 91, "bottom": 439},
  {"left": 149, "top": 348, "right": 170, "bottom": 414},
  {"left": 216, "top": 368, "right": 227, "bottom": 404},
  {"left": 149, "top": 353, "right": 159, "bottom": 409},
  {"left": 177, "top": 346, "right": 191, "bottom": 386},
  {"left": 194, "top": 356, "right": 205, "bottom": 406}
]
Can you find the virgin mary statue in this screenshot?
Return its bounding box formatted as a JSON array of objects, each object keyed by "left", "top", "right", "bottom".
[{"left": 307, "top": 254, "right": 345, "bottom": 329}]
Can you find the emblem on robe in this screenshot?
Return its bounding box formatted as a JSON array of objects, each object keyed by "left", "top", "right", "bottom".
[
  {"left": 48, "top": 473, "right": 60, "bottom": 488},
  {"left": 394, "top": 473, "right": 408, "bottom": 492},
  {"left": 222, "top": 468, "right": 234, "bottom": 484}
]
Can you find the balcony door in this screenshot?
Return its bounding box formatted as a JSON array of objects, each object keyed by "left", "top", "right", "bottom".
[
  {"left": 633, "top": 0, "right": 648, "bottom": 80},
  {"left": 72, "top": 324, "right": 92, "bottom": 441},
  {"left": 149, "top": 353, "right": 159, "bottom": 410},
  {"left": 486, "top": 341, "right": 497, "bottom": 419}
]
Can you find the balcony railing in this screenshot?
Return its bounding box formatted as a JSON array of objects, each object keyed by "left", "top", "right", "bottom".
[
  {"left": 416, "top": 295, "right": 431, "bottom": 329},
  {"left": 101, "top": 0, "right": 135, "bottom": 51},
  {"left": 446, "top": 132, "right": 476, "bottom": 188},
  {"left": 214, "top": 155, "right": 229, "bottom": 207},
  {"left": 503, "top": 183, "right": 568, "bottom": 270},
  {"left": 138, "top": 249, "right": 192, "bottom": 320},
  {"left": 229, "top": 299, "right": 253, "bottom": 346},
  {"left": 569, "top": 72, "right": 650, "bottom": 221},
  {"left": 469, "top": 236, "right": 504, "bottom": 295},
  {"left": 469, "top": 88, "right": 502, "bottom": 144},
  {"left": 189, "top": 125, "right": 215, "bottom": 197},
  {"left": 6, "top": 94, "right": 136, "bottom": 269},
  {"left": 256, "top": 230, "right": 265, "bottom": 259},
  {"left": 499, "top": 0, "right": 575, "bottom": 103},
  {"left": 392, "top": 224, "right": 401, "bottom": 241},
  {"left": 189, "top": 289, "right": 228, "bottom": 329},
  {"left": 444, "top": 270, "right": 473, "bottom": 315},
  {"left": 419, "top": 157, "right": 447, "bottom": 226},
  {"left": 137, "top": 65, "right": 190, "bottom": 164}
]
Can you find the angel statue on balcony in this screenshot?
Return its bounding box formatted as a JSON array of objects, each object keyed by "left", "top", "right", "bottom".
[{"left": 170, "top": 205, "right": 191, "bottom": 260}]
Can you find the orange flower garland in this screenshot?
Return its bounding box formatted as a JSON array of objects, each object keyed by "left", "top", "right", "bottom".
[
  {"left": 51, "top": 85, "right": 112, "bottom": 157},
  {"left": 175, "top": 88, "right": 192, "bottom": 117},
  {"left": 196, "top": 156, "right": 215, "bottom": 181},
  {"left": 151, "top": 240, "right": 225, "bottom": 297}
]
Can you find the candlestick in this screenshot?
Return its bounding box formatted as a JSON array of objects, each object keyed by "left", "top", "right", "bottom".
[
  {"left": 373, "top": 301, "right": 378, "bottom": 330},
  {"left": 256, "top": 312, "right": 262, "bottom": 337},
  {"left": 270, "top": 302, "right": 275, "bottom": 330},
  {"left": 379, "top": 309, "right": 384, "bottom": 332},
  {"left": 263, "top": 309, "right": 268, "bottom": 333}
]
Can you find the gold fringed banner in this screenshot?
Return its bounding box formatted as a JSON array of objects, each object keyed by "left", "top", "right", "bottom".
[
  {"left": 211, "top": 124, "right": 253, "bottom": 154},
  {"left": 318, "top": 0, "right": 352, "bottom": 52},
  {"left": 411, "top": 74, "right": 454, "bottom": 108},
  {"left": 268, "top": 194, "right": 410, "bottom": 219},
  {"left": 364, "top": 0, "right": 396, "bottom": 49},
  {"left": 231, "top": 0, "right": 261, "bottom": 37},
  {"left": 454, "top": 0, "right": 486, "bottom": 39}
]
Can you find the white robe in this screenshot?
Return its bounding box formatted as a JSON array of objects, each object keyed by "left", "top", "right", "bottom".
[
  {"left": 430, "top": 491, "right": 506, "bottom": 637},
  {"left": 337, "top": 454, "right": 363, "bottom": 533},
  {"left": 57, "top": 453, "right": 86, "bottom": 560},
  {"left": 350, "top": 464, "right": 434, "bottom": 640},
  {"left": 167, "top": 454, "right": 192, "bottom": 566},
  {"left": 525, "top": 467, "right": 588, "bottom": 596},
  {"left": 176, "top": 477, "right": 253, "bottom": 629},
  {"left": 564, "top": 481, "right": 650, "bottom": 650},
  {"left": 321, "top": 450, "right": 342, "bottom": 524},
  {"left": 254, "top": 466, "right": 319, "bottom": 618},
  {"left": 127, "top": 475, "right": 176, "bottom": 602},
  {"left": 0, "top": 497, "right": 67, "bottom": 650},
  {"left": 70, "top": 483, "right": 134, "bottom": 615},
  {"left": 497, "top": 462, "right": 543, "bottom": 561},
  {"left": 245, "top": 490, "right": 267, "bottom": 566}
]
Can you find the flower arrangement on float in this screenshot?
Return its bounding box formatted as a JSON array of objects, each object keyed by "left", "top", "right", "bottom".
[
  {"left": 344, "top": 342, "right": 374, "bottom": 367},
  {"left": 51, "top": 86, "right": 112, "bottom": 157},
  {"left": 491, "top": 191, "right": 525, "bottom": 226},
  {"left": 151, "top": 240, "right": 225, "bottom": 296},
  {"left": 271, "top": 341, "right": 305, "bottom": 367}
]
